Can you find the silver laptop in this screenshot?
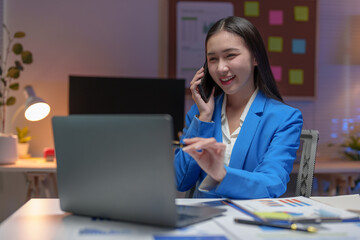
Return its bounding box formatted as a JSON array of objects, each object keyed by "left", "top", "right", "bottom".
[{"left": 52, "top": 115, "right": 225, "bottom": 228}]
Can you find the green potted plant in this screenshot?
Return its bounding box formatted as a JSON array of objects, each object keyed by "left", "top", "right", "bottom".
[
  {"left": 341, "top": 122, "right": 360, "bottom": 161},
  {"left": 16, "top": 126, "right": 32, "bottom": 158},
  {"left": 0, "top": 24, "right": 33, "bottom": 164}
]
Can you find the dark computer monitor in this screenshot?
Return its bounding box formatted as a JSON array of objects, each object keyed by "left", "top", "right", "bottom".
[{"left": 69, "top": 75, "right": 185, "bottom": 140}]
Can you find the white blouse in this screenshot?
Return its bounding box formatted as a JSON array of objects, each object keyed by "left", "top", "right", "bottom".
[
  {"left": 199, "top": 88, "right": 259, "bottom": 192},
  {"left": 221, "top": 88, "right": 259, "bottom": 166}
]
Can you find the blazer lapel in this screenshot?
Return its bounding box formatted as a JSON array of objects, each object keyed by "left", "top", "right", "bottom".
[
  {"left": 213, "top": 94, "right": 224, "bottom": 142},
  {"left": 229, "top": 91, "right": 267, "bottom": 169}
]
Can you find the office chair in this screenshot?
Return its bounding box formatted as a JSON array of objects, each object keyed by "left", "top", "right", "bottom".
[
  {"left": 185, "top": 129, "right": 319, "bottom": 198},
  {"left": 294, "top": 129, "right": 319, "bottom": 197}
]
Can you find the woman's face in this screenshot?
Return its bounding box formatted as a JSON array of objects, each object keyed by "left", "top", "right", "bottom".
[{"left": 206, "top": 30, "right": 257, "bottom": 96}]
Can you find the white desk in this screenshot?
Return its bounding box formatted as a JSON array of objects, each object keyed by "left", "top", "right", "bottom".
[
  {"left": 0, "top": 158, "right": 57, "bottom": 199},
  {"left": 1, "top": 198, "right": 360, "bottom": 240}
]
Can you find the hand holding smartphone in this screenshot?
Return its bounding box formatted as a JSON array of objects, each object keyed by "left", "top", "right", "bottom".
[{"left": 198, "top": 61, "right": 215, "bottom": 103}]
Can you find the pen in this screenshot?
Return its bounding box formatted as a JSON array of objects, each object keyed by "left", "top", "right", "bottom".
[
  {"left": 172, "top": 141, "right": 185, "bottom": 148},
  {"left": 234, "top": 218, "right": 317, "bottom": 233},
  {"left": 222, "top": 199, "right": 264, "bottom": 222},
  {"left": 292, "top": 216, "right": 360, "bottom": 223}
]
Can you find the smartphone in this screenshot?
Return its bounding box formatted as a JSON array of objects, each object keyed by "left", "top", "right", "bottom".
[{"left": 198, "top": 61, "right": 215, "bottom": 103}]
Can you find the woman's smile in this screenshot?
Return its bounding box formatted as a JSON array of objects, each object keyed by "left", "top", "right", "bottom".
[{"left": 219, "top": 75, "right": 236, "bottom": 85}]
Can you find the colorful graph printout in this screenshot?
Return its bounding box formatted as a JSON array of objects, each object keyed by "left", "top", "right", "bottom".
[
  {"left": 258, "top": 199, "right": 283, "bottom": 207},
  {"left": 233, "top": 196, "right": 359, "bottom": 222},
  {"left": 259, "top": 199, "right": 312, "bottom": 208},
  {"left": 278, "top": 199, "right": 312, "bottom": 207}
]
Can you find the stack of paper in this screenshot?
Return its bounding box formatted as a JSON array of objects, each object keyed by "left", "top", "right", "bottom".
[
  {"left": 230, "top": 196, "right": 360, "bottom": 222},
  {"left": 311, "top": 194, "right": 360, "bottom": 215}
]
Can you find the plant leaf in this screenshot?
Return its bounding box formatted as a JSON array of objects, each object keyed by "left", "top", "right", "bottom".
[
  {"left": 17, "top": 126, "right": 29, "bottom": 136},
  {"left": 21, "top": 51, "right": 33, "bottom": 64},
  {"left": 19, "top": 136, "right": 31, "bottom": 143},
  {"left": 14, "top": 31, "right": 25, "bottom": 38},
  {"left": 6, "top": 96, "right": 16, "bottom": 106},
  {"left": 343, "top": 151, "right": 356, "bottom": 160},
  {"left": 9, "top": 83, "right": 19, "bottom": 90},
  {"left": 15, "top": 61, "right": 24, "bottom": 71},
  {"left": 12, "top": 43, "right": 23, "bottom": 55},
  {"left": 16, "top": 127, "right": 31, "bottom": 143},
  {"left": 0, "top": 101, "right": 3, "bottom": 106},
  {"left": 21, "top": 126, "right": 29, "bottom": 135},
  {"left": 7, "top": 67, "right": 20, "bottom": 79}
]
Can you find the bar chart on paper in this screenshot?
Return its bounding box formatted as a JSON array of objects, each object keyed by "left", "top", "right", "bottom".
[
  {"left": 234, "top": 197, "right": 359, "bottom": 221},
  {"left": 276, "top": 199, "right": 311, "bottom": 207}
]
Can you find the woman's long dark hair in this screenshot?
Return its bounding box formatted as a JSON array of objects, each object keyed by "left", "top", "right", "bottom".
[{"left": 206, "top": 16, "right": 283, "bottom": 102}]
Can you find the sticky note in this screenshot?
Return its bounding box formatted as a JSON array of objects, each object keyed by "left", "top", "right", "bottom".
[
  {"left": 271, "top": 66, "right": 282, "bottom": 81},
  {"left": 244, "top": 1, "right": 259, "bottom": 17},
  {"left": 269, "top": 10, "right": 283, "bottom": 25},
  {"left": 268, "top": 37, "right": 283, "bottom": 52},
  {"left": 292, "top": 39, "right": 306, "bottom": 54},
  {"left": 294, "top": 6, "right": 309, "bottom": 21},
  {"left": 289, "top": 69, "right": 304, "bottom": 85}
]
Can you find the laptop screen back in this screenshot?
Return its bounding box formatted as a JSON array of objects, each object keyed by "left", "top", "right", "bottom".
[{"left": 52, "top": 115, "right": 178, "bottom": 226}]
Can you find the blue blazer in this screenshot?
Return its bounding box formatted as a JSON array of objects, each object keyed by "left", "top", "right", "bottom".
[{"left": 174, "top": 91, "right": 303, "bottom": 199}]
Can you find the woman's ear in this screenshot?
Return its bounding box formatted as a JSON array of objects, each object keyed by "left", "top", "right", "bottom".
[{"left": 253, "top": 57, "right": 258, "bottom": 66}]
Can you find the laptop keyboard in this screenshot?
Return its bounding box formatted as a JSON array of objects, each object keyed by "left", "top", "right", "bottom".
[
  {"left": 178, "top": 213, "right": 198, "bottom": 221},
  {"left": 177, "top": 205, "right": 199, "bottom": 221}
]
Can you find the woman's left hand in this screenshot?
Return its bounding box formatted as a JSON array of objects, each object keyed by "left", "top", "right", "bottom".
[
  {"left": 189, "top": 67, "right": 215, "bottom": 122},
  {"left": 182, "top": 137, "right": 226, "bottom": 182}
]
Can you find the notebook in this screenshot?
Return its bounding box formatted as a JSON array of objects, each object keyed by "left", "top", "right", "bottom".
[{"left": 52, "top": 114, "right": 225, "bottom": 228}]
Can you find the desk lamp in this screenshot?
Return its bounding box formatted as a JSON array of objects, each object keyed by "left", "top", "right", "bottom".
[
  {"left": 23, "top": 85, "right": 51, "bottom": 121},
  {"left": 4, "top": 86, "right": 51, "bottom": 163}
]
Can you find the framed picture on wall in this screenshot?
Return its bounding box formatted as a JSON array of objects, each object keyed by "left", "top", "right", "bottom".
[{"left": 168, "top": 0, "right": 240, "bottom": 88}]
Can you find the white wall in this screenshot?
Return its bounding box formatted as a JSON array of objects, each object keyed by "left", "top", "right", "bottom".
[
  {"left": 3, "top": 0, "right": 166, "bottom": 156},
  {"left": 0, "top": 0, "right": 167, "bottom": 222},
  {"left": 1, "top": 0, "right": 360, "bottom": 221}
]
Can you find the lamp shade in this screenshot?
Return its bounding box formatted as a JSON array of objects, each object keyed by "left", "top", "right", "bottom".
[{"left": 24, "top": 86, "right": 51, "bottom": 121}]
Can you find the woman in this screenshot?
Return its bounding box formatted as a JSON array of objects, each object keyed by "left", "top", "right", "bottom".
[{"left": 174, "top": 16, "right": 303, "bottom": 199}]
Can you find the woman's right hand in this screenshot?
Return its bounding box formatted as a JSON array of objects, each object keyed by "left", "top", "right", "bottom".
[
  {"left": 183, "top": 137, "right": 226, "bottom": 182},
  {"left": 189, "top": 67, "right": 215, "bottom": 122}
]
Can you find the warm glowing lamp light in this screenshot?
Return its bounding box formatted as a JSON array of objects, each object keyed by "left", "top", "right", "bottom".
[{"left": 24, "top": 86, "right": 51, "bottom": 121}]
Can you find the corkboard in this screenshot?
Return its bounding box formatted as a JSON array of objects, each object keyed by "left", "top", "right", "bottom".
[{"left": 168, "top": 0, "right": 317, "bottom": 99}]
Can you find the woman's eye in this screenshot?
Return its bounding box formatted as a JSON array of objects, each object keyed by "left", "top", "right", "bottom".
[{"left": 227, "top": 54, "right": 236, "bottom": 58}]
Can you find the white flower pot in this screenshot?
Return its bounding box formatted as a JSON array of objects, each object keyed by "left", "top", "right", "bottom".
[
  {"left": 0, "top": 134, "right": 18, "bottom": 164},
  {"left": 18, "top": 142, "right": 30, "bottom": 158}
]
